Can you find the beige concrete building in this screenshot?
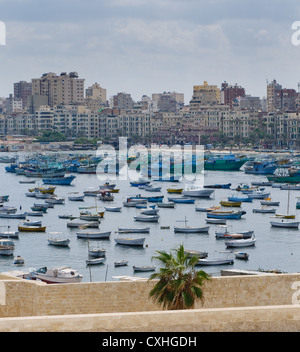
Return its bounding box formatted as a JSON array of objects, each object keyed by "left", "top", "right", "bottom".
[
  {"left": 85, "top": 83, "right": 107, "bottom": 103},
  {"left": 32, "top": 72, "right": 85, "bottom": 107},
  {"left": 190, "top": 81, "right": 221, "bottom": 110}
]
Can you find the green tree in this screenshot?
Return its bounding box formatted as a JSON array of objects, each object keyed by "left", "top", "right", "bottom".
[{"left": 148, "top": 244, "right": 210, "bottom": 310}]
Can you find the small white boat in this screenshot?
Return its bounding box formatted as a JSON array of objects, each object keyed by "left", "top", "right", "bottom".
[
  {"left": 157, "top": 202, "right": 175, "bottom": 208},
  {"left": 174, "top": 226, "right": 209, "bottom": 233},
  {"left": 22, "top": 220, "right": 42, "bottom": 226},
  {"left": 118, "top": 227, "right": 150, "bottom": 233},
  {"left": 79, "top": 214, "right": 102, "bottom": 221},
  {"left": 133, "top": 265, "right": 156, "bottom": 272},
  {"left": 68, "top": 195, "right": 85, "bottom": 201},
  {"left": 30, "top": 266, "right": 83, "bottom": 284},
  {"left": 86, "top": 257, "right": 105, "bottom": 265},
  {"left": 225, "top": 236, "right": 256, "bottom": 248},
  {"left": 234, "top": 252, "right": 249, "bottom": 260},
  {"left": 104, "top": 206, "right": 122, "bottom": 212},
  {"left": 76, "top": 231, "right": 111, "bottom": 239},
  {"left": 114, "top": 237, "right": 146, "bottom": 246},
  {"left": 134, "top": 215, "right": 159, "bottom": 222},
  {"left": 14, "top": 255, "right": 25, "bottom": 265},
  {"left": 248, "top": 191, "right": 270, "bottom": 199},
  {"left": 88, "top": 247, "right": 106, "bottom": 257},
  {"left": 143, "top": 186, "right": 162, "bottom": 192},
  {"left": 205, "top": 218, "right": 226, "bottom": 225},
  {"left": 114, "top": 260, "right": 128, "bottom": 267},
  {"left": 182, "top": 186, "right": 214, "bottom": 198},
  {"left": 48, "top": 238, "right": 70, "bottom": 247},
  {"left": 67, "top": 221, "right": 99, "bottom": 228},
  {"left": 270, "top": 219, "right": 299, "bottom": 228},
  {"left": 45, "top": 197, "right": 65, "bottom": 204},
  {"left": 140, "top": 208, "right": 159, "bottom": 215},
  {"left": 196, "top": 258, "right": 234, "bottom": 266}
]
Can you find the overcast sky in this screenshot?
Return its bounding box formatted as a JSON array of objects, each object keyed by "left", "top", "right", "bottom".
[{"left": 1, "top": 0, "right": 300, "bottom": 103}]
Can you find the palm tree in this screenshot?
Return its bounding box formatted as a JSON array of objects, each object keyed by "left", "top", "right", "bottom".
[{"left": 148, "top": 244, "right": 210, "bottom": 310}]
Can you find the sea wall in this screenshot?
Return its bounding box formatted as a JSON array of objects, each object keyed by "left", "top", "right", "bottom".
[{"left": 1, "top": 273, "right": 300, "bottom": 331}]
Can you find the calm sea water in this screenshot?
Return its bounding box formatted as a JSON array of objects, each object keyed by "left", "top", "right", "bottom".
[{"left": 1, "top": 151, "right": 300, "bottom": 282}]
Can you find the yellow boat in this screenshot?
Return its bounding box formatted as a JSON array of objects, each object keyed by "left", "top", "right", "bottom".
[
  {"left": 167, "top": 188, "right": 183, "bottom": 194},
  {"left": 220, "top": 201, "right": 242, "bottom": 207},
  {"left": 109, "top": 189, "right": 119, "bottom": 193},
  {"left": 275, "top": 214, "right": 295, "bottom": 219},
  {"left": 18, "top": 226, "right": 46, "bottom": 232},
  {"left": 29, "top": 186, "right": 56, "bottom": 194}
]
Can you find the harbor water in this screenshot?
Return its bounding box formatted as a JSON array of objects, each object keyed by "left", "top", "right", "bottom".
[{"left": 1, "top": 152, "right": 300, "bottom": 282}]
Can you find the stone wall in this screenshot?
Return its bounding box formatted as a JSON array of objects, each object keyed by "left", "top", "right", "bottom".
[{"left": 1, "top": 273, "right": 300, "bottom": 331}]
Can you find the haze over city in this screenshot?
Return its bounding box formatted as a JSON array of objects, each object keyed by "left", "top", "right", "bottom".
[{"left": 1, "top": 0, "right": 300, "bottom": 102}]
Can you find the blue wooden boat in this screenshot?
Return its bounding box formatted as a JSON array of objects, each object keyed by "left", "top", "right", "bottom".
[
  {"left": 147, "top": 196, "right": 164, "bottom": 202},
  {"left": 42, "top": 175, "right": 76, "bottom": 185},
  {"left": 228, "top": 196, "right": 253, "bottom": 203},
  {"left": 204, "top": 183, "right": 231, "bottom": 189},
  {"left": 207, "top": 211, "right": 246, "bottom": 219},
  {"left": 168, "top": 197, "right": 195, "bottom": 204}
]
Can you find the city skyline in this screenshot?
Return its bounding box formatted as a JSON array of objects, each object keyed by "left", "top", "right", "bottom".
[{"left": 1, "top": 0, "right": 300, "bottom": 103}]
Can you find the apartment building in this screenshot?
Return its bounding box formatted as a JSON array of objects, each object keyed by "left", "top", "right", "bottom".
[
  {"left": 189, "top": 81, "right": 221, "bottom": 110},
  {"left": 31, "top": 72, "right": 85, "bottom": 107},
  {"left": 14, "top": 81, "right": 32, "bottom": 108},
  {"left": 266, "top": 112, "right": 300, "bottom": 146}
]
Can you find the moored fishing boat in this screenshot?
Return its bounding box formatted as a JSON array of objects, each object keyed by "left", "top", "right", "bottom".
[
  {"left": 225, "top": 236, "right": 256, "bottom": 248},
  {"left": 0, "top": 239, "right": 14, "bottom": 256},
  {"left": 42, "top": 175, "right": 76, "bottom": 186},
  {"left": 253, "top": 207, "right": 276, "bottom": 213},
  {"left": 67, "top": 221, "right": 99, "bottom": 228},
  {"left": 270, "top": 219, "right": 299, "bottom": 228},
  {"left": 68, "top": 195, "right": 85, "bottom": 201},
  {"left": 220, "top": 201, "right": 242, "bottom": 207},
  {"left": 114, "top": 237, "right": 146, "bottom": 246},
  {"left": 182, "top": 186, "right": 214, "bottom": 198},
  {"left": 133, "top": 266, "right": 156, "bottom": 272},
  {"left": 76, "top": 231, "right": 111, "bottom": 239},
  {"left": 29, "top": 266, "right": 83, "bottom": 284},
  {"left": 205, "top": 218, "right": 226, "bottom": 225},
  {"left": 18, "top": 225, "right": 46, "bottom": 232},
  {"left": 48, "top": 238, "right": 70, "bottom": 247},
  {"left": 134, "top": 215, "right": 159, "bottom": 222},
  {"left": 166, "top": 188, "right": 183, "bottom": 194},
  {"left": 204, "top": 154, "right": 247, "bottom": 171},
  {"left": 118, "top": 227, "right": 150, "bottom": 233},
  {"left": 86, "top": 257, "right": 105, "bottom": 265},
  {"left": 204, "top": 183, "right": 231, "bottom": 189},
  {"left": 167, "top": 197, "right": 195, "bottom": 204},
  {"left": 174, "top": 226, "right": 209, "bottom": 233},
  {"left": 206, "top": 210, "right": 246, "bottom": 219}
]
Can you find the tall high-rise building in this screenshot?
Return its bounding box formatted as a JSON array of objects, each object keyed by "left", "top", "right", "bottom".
[
  {"left": 267, "top": 80, "right": 297, "bottom": 112},
  {"left": 14, "top": 81, "right": 32, "bottom": 109},
  {"left": 267, "top": 79, "right": 282, "bottom": 112},
  {"left": 31, "top": 72, "right": 85, "bottom": 107}
]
